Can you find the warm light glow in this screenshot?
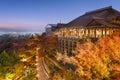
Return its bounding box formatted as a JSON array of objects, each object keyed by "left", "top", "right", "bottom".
[
  {"left": 21, "top": 58, "right": 27, "bottom": 62},
  {"left": 6, "top": 73, "right": 14, "bottom": 80},
  {"left": 36, "top": 74, "right": 39, "bottom": 77}
]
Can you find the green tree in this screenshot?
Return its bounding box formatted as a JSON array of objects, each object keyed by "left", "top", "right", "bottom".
[
  {"left": 9, "top": 50, "right": 20, "bottom": 65},
  {"left": 0, "top": 50, "right": 9, "bottom": 66}
]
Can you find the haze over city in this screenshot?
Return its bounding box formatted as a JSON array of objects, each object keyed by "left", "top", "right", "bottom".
[{"left": 0, "top": 0, "right": 120, "bottom": 33}]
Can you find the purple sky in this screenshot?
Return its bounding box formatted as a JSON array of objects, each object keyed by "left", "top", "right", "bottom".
[{"left": 0, "top": 0, "right": 120, "bottom": 32}]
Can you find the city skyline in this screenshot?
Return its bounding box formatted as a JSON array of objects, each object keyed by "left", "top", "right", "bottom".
[{"left": 0, "top": 0, "right": 120, "bottom": 33}]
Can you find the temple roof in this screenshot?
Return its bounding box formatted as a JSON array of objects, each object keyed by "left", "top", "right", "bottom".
[
  {"left": 85, "top": 18, "right": 118, "bottom": 28},
  {"left": 66, "top": 6, "right": 120, "bottom": 28}
]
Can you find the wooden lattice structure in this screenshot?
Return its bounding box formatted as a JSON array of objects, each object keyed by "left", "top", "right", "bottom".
[{"left": 53, "top": 6, "right": 120, "bottom": 56}]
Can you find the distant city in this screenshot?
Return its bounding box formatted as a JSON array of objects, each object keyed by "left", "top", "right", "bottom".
[
  {"left": 0, "top": 31, "right": 40, "bottom": 36},
  {"left": 0, "top": 28, "right": 43, "bottom": 36}
]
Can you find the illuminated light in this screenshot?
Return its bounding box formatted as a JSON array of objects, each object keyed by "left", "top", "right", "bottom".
[
  {"left": 36, "top": 59, "right": 38, "bottom": 62},
  {"left": 36, "top": 68, "right": 39, "bottom": 71},
  {"left": 36, "top": 74, "right": 39, "bottom": 77},
  {"left": 6, "top": 73, "right": 14, "bottom": 80},
  {"left": 21, "top": 58, "right": 27, "bottom": 62},
  {"left": 35, "top": 63, "right": 38, "bottom": 66},
  {"left": 36, "top": 56, "right": 38, "bottom": 59}
]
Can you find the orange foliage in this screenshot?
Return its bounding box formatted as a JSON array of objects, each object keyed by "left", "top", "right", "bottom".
[
  {"left": 71, "top": 36, "right": 120, "bottom": 79},
  {"left": 40, "top": 34, "right": 57, "bottom": 49},
  {"left": 38, "top": 49, "right": 45, "bottom": 57}
]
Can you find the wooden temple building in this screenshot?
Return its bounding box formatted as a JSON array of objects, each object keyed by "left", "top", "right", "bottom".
[{"left": 51, "top": 6, "right": 120, "bottom": 56}]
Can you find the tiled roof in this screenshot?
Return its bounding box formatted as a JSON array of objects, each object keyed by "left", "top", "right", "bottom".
[
  {"left": 86, "top": 18, "right": 117, "bottom": 28},
  {"left": 67, "top": 6, "right": 120, "bottom": 28}
]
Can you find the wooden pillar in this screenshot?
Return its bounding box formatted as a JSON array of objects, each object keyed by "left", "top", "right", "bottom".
[
  {"left": 78, "top": 28, "right": 80, "bottom": 37},
  {"left": 92, "top": 29, "right": 94, "bottom": 37},
  {"left": 105, "top": 28, "right": 106, "bottom": 36},
  {"left": 89, "top": 29, "right": 92, "bottom": 37},
  {"left": 75, "top": 28, "right": 77, "bottom": 36},
  {"left": 96, "top": 28, "right": 98, "bottom": 37},
  {"left": 88, "top": 28, "right": 90, "bottom": 37},
  {"left": 84, "top": 29, "right": 86, "bottom": 37},
  {"left": 106, "top": 28, "right": 108, "bottom": 36},
  {"left": 86, "top": 29, "right": 87, "bottom": 37},
  {"left": 71, "top": 28, "right": 72, "bottom": 36},
  {"left": 70, "top": 28, "right": 72, "bottom": 36},
  {"left": 108, "top": 28, "right": 110, "bottom": 36},
  {"left": 109, "top": 28, "right": 111, "bottom": 36},
  {"left": 101, "top": 28, "right": 103, "bottom": 37},
  {"left": 94, "top": 28, "right": 96, "bottom": 38}
]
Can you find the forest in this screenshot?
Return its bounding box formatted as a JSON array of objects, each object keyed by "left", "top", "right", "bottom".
[{"left": 0, "top": 34, "right": 37, "bottom": 80}]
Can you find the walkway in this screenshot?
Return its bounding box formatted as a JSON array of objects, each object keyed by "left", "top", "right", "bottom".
[{"left": 36, "top": 48, "right": 49, "bottom": 80}]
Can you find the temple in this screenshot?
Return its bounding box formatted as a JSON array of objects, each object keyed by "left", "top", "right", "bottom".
[{"left": 48, "top": 6, "right": 120, "bottom": 56}]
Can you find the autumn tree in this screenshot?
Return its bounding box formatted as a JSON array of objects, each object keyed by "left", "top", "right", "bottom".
[
  {"left": 72, "top": 36, "right": 120, "bottom": 79},
  {"left": 40, "top": 33, "right": 57, "bottom": 57},
  {"left": 56, "top": 36, "right": 120, "bottom": 80},
  {"left": 52, "top": 69, "right": 79, "bottom": 80}
]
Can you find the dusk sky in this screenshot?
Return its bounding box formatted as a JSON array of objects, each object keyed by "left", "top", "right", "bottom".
[{"left": 0, "top": 0, "right": 120, "bottom": 32}]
